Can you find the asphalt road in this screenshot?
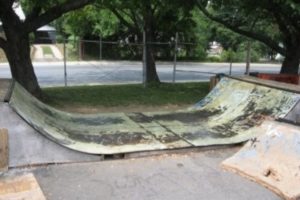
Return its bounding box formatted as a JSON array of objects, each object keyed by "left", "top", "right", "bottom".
[{"left": 0, "top": 61, "right": 281, "bottom": 87}]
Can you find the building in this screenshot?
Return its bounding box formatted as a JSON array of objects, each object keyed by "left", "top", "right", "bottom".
[{"left": 0, "top": 3, "right": 57, "bottom": 44}]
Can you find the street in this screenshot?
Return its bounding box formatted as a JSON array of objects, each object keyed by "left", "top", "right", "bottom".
[{"left": 0, "top": 61, "right": 281, "bottom": 87}]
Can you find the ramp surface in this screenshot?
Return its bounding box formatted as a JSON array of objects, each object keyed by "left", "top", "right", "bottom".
[
  {"left": 8, "top": 77, "right": 300, "bottom": 154},
  {"left": 0, "top": 103, "right": 102, "bottom": 168},
  {"left": 222, "top": 120, "right": 300, "bottom": 200}
]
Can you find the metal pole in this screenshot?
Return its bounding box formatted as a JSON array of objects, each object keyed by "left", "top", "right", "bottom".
[
  {"left": 245, "top": 41, "right": 251, "bottom": 75},
  {"left": 229, "top": 62, "right": 232, "bottom": 75},
  {"left": 99, "top": 36, "right": 102, "bottom": 60},
  {"left": 78, "top": 37, "right": 82, "bottom": 61},
  {"left": 143, "top": 31, "right": 147, "bottom": 87},
  {"left": 63, "top": 38, "right": 67, "bottom": 86},
  {"left": 173, "top": 32, "right": 178, "bottom": 83}
]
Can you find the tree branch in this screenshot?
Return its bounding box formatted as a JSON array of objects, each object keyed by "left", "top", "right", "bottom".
[
  {"left": 266, "top": 1, "right": 300, "bottom": 37},
  {"left": 24, "top": 0, "right": 95, "bottom": 33},
  {"left": 107, "top": 7, "right": 136, "bottom": 31},
  {"left": 127, "top": 10, "right": 141, "bottom": 31},
  {"left": 197, "top": 3, "right": 285, "bottom": 55},
  {"left": 7, "top": 0, "right": 14, "bottom": 8},
  {"left": 0, "top": 0, "right": 15, "bottom": 10},
  {"left": 26, "top": 6, "right": 42, "bottom": 21}
]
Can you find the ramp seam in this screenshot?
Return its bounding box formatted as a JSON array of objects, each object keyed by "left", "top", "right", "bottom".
[
  {"left": 126, "top": 113, "right": 195, "bottom": 146},
  {"left": 154, "top": 121, "right": 196, "bottom": 147}
]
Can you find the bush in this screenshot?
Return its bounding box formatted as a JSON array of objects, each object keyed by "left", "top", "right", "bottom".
[
  {"left": 220, "top": 49, "right": 237, "bottom": 62},
  {"left": 206, "top": 56, "right": 221, "bottom": 62}
]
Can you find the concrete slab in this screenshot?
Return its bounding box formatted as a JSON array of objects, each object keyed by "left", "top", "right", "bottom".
[
  {"left": 6, "top": 148, "right": 279, "bottom": 200},
  {"left": 0, "top": 103, "right": 102, "bottom": 167}
]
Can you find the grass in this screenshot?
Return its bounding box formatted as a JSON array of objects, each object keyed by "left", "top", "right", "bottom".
[
  {"left": 42, "top": 46, "right": 53, "bottom": 55},
  {"left": 43, "top": 82, "right": 209, "bottom": 108}
]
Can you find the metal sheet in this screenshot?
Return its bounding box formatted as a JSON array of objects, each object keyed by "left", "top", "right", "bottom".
[
  {"left": 8, "top": 77, "right": 300, "bottom": 154},
  {"left": 222, "top": 120, "right": 300, "bottom": 200}
]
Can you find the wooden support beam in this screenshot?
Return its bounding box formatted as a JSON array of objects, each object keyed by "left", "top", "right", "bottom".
[
  {"left": 209, "top": 76, "right": 220, "bottom": 91},
  {"left": 0, "top": 173, "right": 46, "bottom": 200},
  {"left": 0, "top": 129, "right": 8, "bottom": 172}
]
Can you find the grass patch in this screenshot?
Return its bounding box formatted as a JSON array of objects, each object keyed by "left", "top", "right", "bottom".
[
  {"left": 43, "top": 82, "right": 209, "bottom": 108},
  {"left": 42, "top": 46, "right": 53, "bottom": 55}
]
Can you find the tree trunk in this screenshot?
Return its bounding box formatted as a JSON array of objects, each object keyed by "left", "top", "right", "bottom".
[
  {"left": 143, "top": 4, "right": 160, "bottom": 84},
  {"left": 4, "top": 32, "right": 42, "bottom": 97},
  {"left": 280, "top": 45, "right": 300, "bottom": 74},
  {"left": 145, "top": 32, "right": 160, "bottom": 83}
]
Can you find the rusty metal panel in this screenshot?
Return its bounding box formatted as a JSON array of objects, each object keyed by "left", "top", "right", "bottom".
[
  {"left": 8, "top": 77, "right": 300, "bottom": 154},
  {"left": 222, "top": 120, "right": 300, "bottom": 200}
]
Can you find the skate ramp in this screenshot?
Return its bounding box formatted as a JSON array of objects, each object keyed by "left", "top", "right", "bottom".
[
  {"left": 222, "top": 120, "right": 300, "bottom": 200},
  {"left": 8, "top": 76, "right": 300, "bottom": 154}
]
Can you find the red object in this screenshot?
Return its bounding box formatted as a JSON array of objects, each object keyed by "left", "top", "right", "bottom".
[{"left": 257, "top": 73, "right": 299, "bottom": 85}]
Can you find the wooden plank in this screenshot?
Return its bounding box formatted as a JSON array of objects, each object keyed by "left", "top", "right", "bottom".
[
  {"left": 0, "top": 79, "right": 13, "bottom": 102},
  {"left": 0, "top": 129, "right": 8, "bottom": 172},
  {"left": 222, "top": 121, "right": 300, "bottom": 200},
  {"left": 209, "top": 76, "right": 219, "bottom": 91},
  {"left": 0, "top": 173, "right": 46, "bottom": 200}
]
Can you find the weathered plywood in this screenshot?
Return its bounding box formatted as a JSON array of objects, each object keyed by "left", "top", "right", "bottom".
[
  {"left": 0, "top": 79, "right": 12, "bottom": 102},
  {"left": 222, "top": 121, "right": 300, "bottom": 200},
  {"left": 0, "top": 129, "right": 8, "bottom": 172},
  {"left": 0, "top": 173, "right": 46, "bottom": 200},
  {"left": 209, "top": 76, "right": 220, "bottom": 91},
  {"left": 8, "top": 77, "right": 300, "bottom": 154}
]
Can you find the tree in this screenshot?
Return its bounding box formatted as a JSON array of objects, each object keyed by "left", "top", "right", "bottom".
[
  {"left": 0, "top": 0, "right": 94, "bottom": 96},
  {"left": 97, "top": 0, "right": 195, "bottom": 84},
  {"left": 197, "top": 0, "right": 300, "bottom": 74}
]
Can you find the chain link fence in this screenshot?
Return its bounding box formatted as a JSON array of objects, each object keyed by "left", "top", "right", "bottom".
[{"left": 0, "top": 35, "right": 269, "bottom": 87}]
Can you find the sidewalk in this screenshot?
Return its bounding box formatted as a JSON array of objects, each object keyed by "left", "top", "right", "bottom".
[{"left": 4, "top": 147, "right": 280, "bottom": 200}]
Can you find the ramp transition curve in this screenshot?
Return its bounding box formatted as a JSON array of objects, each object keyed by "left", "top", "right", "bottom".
[{"left": 8, "top": 76, "right": 300, "bottom": 154}]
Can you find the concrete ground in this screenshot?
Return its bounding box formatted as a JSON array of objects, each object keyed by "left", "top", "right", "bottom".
[{"left": 3, "top": 147, "right": 280, "bottom": 200}]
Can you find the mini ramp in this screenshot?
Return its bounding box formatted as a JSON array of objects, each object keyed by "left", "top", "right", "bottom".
[{"left": 6, "top": 76, "right": 300, "bottom": 154}]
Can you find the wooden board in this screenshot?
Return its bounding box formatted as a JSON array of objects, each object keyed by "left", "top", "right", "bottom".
[
  {"left": 0, "top": 173, "right": 46, "bottom": 200},
  {"left": 222, "top": 120, "right": 300, "bottom": 200},
  {"left": 0, "top": 79, "right": 13, "bottom": 102},
  {"left": 209, "top": 76, "right": 220, "bottom": 91},
  {"left": 0, "top": 129, "right": 8, "bottom": 172}
]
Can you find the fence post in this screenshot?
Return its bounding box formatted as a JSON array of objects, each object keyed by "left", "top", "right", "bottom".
[
  {"left": 245, "top": 41, "right": 251, "bottom": 75},
  {"left": 78, "top": 37, "right": 82, "bottom": 61},
  {"left": 63, "top": 38, "right": 67, "bottom": 87},
  {"left": 64, "top": 38, "right": 68, "bottom": 87},
  {"left": 143, "top": 31, "right": 147, "bottom": 87},
  {"left": 99, "top": 36, "right": 102, "bottom": 60},
  {"left": 172, "top": 32, "right": 178, "bottom": 83}
]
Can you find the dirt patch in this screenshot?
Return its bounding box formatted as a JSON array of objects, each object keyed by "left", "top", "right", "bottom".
[{"left": 53, "top": 104, "right": 189, "bottom": 114}]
